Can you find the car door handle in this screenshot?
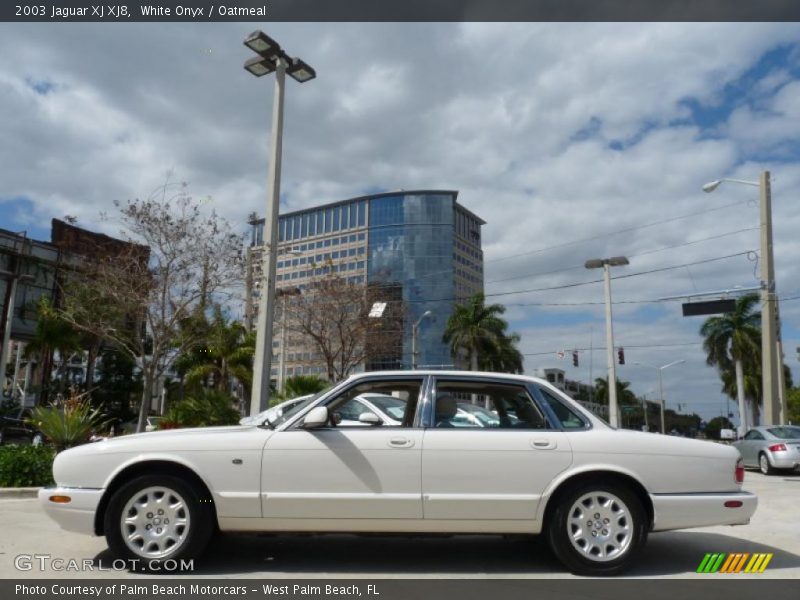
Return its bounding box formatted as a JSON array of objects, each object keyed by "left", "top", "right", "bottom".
[
  {"left": 531, "top": 439, "right": 557, "bottom": 450},
  {"left": 388, "top": 437, "right": 414, "bottom": 448}
]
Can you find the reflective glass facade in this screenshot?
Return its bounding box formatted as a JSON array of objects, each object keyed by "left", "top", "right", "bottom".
[
  {"left": 368, "top": 193, "right": 456, "bottom": 369},
  {"left": 247, "top": 190, "right": 484, "bottom": 374}
]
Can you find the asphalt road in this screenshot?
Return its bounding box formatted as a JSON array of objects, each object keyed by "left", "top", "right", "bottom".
[{"left": 1, "top": 471, "right": 798, "bottom": 579}]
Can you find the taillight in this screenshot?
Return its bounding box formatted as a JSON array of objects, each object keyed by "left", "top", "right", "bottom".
[
  {"left": 768, "top": 443, "right": 787, "bottom": 452},
  {"left": 735, "top": 458, "right": 745, "bottom": 484}
]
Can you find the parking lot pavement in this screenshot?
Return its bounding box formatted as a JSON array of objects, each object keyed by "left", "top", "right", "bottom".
[{"left": 1, "top": 470, "right": 798, "bottom": 579}]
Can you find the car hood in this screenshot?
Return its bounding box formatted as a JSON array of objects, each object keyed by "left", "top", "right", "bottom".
[{"left": 58, "top": 425, "right": 269, "bottom": 458}]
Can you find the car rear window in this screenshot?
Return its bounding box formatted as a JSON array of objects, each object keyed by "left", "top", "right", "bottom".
[{"left": 767, "top": 426, "right": 800, "bottom": 440}]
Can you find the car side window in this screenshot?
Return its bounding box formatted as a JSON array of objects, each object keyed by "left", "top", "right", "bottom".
[
  {"left": 325, "top": 379, "right": 422, "bottom": 428},
  {"left": 536, "top": 386, "right": 589, "bottom": 429},
  {"left": 745, "top": 430, "right": 763, "bottom": 440},
  {"left": 433, "top": 380, "right": 549, "bottom": 429}
]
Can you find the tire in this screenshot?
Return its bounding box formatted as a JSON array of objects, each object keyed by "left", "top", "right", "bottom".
[
  {"left": 0, "top": 429, "right": 5, "bottom": 445},
  {"left": 104, "top": 475, "right": 214, "bottom": 569},
  {"left": 547, "top": 482, "right": 648, "bottom": 576},
  {"left": 759, "top": 452, "right": 774, "bottom": 475}
]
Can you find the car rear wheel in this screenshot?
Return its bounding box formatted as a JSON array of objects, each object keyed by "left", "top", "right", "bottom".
[
  {"left": 104, "top": 475, "right": 213, "bottom": 569},
  {"left": 547, "top": 482, "right": 647, "bottom": 576},
  {"left": 759, "top": 452, "right": 774, "bottom": 475}
]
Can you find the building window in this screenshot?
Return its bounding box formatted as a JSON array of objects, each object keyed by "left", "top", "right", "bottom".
[
  {"left": 358, "top": 200, "right": 367, "bottom": 226},
  {"left": 333, "top": 206, "right": 341, "bottom": 232},
  {"left": 325, "top": 208, "right": 333, "bottom": 233},
  {"left": 349, "top": 204, "right": 357, "bottom": 228}
]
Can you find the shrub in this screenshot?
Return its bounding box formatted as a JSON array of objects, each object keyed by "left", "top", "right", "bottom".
[
  {"left": 0, "top": 445, "right": 55, "bottom": 487},
  {"left": 159, "top": 389, "right": 240, "bottom": 429},
  {"left": 28, "top": 394, "right": 107, "bottom": 452}
]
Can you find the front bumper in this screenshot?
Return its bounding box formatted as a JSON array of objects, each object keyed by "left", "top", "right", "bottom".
[
  {"left": 38, "top": 487, "right": 104, "bottom": 535},
  {"left": 651, "top": 491, "right": 757, "bottom": 532}
]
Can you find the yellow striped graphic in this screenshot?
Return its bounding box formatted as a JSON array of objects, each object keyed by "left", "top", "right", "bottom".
[{"left": 744, "top": 553, "right": 773, "bottom": 573}]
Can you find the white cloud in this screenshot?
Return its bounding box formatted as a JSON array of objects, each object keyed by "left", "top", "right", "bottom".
[{"left": 2, "top": 22, "right": 800, "bottom": 419}]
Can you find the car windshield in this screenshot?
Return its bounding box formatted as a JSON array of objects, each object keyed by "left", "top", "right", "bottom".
[
  {"left": 364, "top": 395, "right": 406, "bottom": 420},
  {"left": 266, "top": 393, "right": 321, "bottom": 428},
  {"left": 767, "top": 426, "right": 800, "bottom": 440}
]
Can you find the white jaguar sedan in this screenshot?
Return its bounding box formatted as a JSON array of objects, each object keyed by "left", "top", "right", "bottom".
[{"left": 39, "top": 371, "right": 756, "bottom": 576}]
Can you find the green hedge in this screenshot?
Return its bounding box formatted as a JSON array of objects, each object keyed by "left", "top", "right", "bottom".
[{"left": 0, "top": 445, "right": 56, "bottom": 487}]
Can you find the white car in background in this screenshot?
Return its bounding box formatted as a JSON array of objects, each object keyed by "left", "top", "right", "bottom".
[
  {"left": 238, "top": 394, "right": 315, "bottom": 426},
  {"left": 39, "top": 371, "right": 756, "bottom": 576}
]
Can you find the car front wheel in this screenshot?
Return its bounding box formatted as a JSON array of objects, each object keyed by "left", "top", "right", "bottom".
[
  {"left": 547, "top": 482, "right": 648, "bottom": 576},
  {"left": 759, "top": 453, "right": 774, "bottom": 475},
  {"left": 104, "top": 475, "right": 213, "bottom": 569}
]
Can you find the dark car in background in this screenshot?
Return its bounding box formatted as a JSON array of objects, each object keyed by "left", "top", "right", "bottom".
[{"left": 0, "top": 408, "right": 45, "bottom": 446}]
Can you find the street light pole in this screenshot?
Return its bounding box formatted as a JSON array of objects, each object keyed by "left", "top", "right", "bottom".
[
  {"left": 635, "top": 360, "right": 685, "bottom": 434},
  {"left": 585, "top": 256, "right": 629, "bottom": 428},
  {"left": 250, "top": 57, "right": 286, "bottom": 416},
  {"left": 244, "top": 31, "right": 315, "bottom": 417},
  {"left": 602, "top": 263, "right": 618, "bottom": 427},
  {"left": 703, "top": 172, "right": 784, "bottom": 425},
  {"left": 411, "top": 310, "right": 433, "bottom": 370}
]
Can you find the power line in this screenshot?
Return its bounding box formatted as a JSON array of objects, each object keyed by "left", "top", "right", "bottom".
[
  {"left": 486, "top": 227, "right": 758, "bottom": 285},
  {"left": 486, "top": 200, "right": 750, "bottom": 264}
]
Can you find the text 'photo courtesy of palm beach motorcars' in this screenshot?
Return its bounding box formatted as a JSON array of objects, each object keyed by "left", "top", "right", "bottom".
[{"left": 39, "top": 371, "right": 756, "bottom": 576}]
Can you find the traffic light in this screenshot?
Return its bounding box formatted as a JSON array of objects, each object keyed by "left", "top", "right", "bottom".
[
  {"left": 572, "top": 351, "right": 579, "bottom": 367},
  {"left": 618, "top": 347, "right": 625, "bottom": 365}
]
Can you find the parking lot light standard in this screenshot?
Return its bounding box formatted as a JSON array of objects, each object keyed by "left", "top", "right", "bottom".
[
  {"left": 244, "top": 31, "right": 316, "bottom": 416},
  {"left": 585, "top": 256, "right": 629, "bottom": 428}
]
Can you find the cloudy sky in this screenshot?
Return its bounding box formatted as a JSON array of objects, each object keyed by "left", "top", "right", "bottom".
[{"left": 2, "top": 22, "right": 800, "bottom": 421}]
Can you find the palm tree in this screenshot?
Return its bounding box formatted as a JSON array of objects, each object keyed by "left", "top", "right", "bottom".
[
  {"left": 593, "top": 377, "right": 638, "bottom": 406},
  {"left": 443, "top": 293, "right": 522, "bottom": 372},
  {"left": 181, "top": 307, "right": 254, "bottom": 395},
  {"left": 24, "top": 298, "right": 81, "bottom": 403},
  {"left": 700, "top": 293, "right": 761, "bottom": 432}
]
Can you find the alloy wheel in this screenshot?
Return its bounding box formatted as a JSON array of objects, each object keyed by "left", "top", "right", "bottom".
[
  {"left": 566, "top": 491, "right": 633, "bottom": 562},
  {"left": 120, "top": 486, "right": 190, "bottom": 559}
]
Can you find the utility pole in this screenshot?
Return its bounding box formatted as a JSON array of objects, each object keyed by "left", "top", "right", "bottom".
[{"left": 759, "top": 171, "right": 781, "bottom": 426}]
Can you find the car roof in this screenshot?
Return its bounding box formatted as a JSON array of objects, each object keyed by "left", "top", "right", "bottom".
[{"left": 345, "top": 370, "right": 545, "bottom": 384}]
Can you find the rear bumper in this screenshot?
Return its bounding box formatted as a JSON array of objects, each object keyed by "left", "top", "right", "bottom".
[
  {"left": 651, "top": 491, "right": 757, "bottom": 532},
  {"left": 770, "top": 454, "right": 800, "bottom": 470},
  {"left": 38, "top": 487, "right": 103, "bottom": 535}
]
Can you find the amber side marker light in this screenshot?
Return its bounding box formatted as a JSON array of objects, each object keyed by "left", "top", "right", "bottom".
[{"left": 49, "top": 495, "right": 71, "bottom": 504}]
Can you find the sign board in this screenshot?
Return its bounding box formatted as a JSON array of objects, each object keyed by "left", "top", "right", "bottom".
[
  {"left": 719, "top": 428, "right": 736, "bottom": 440},
  {"left": 682, "top": 299, "right": 736, "bottom": 317}
]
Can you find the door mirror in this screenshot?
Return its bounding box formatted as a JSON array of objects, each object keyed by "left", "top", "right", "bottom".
[
  {"left": 358, "top": 412, "right": 382, "bottom": 426},
  {"left": 302, "top": 406, "right": 329, "bottom": 429}
]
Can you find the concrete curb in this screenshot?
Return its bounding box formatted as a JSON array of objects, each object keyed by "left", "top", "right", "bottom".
[{"left": 0, "top": 487, "right": 41, "bottom": 499}]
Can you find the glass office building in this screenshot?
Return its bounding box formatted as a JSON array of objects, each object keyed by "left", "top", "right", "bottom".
[{"left": 247, "top": 190, "right": 484, "bottom": 377}]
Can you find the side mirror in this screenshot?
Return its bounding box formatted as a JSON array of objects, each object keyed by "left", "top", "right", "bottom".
[
  {"left": 302, "top": 406, "right": 329, "bottom": 429},
  {"left": 358, "top": 412, "right": 382, "bottom": 426}
]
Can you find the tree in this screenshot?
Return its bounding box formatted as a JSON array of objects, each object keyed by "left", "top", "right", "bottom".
[
  {"left": 277, "top": 375, "right": 329, "bottom": 401},
  {"left": 23, "top": 297, "right": 81, "bottom": 402},
  {"left": 56, "top": 182, "right": 243, "bottom": 432},
  {"left": 787, "top": 387, "right": 800, "bottom": 425},
  {"left": 700, "top": 294, "right": 761, "bottom": 431},
  {"left": 592, "top": 377, "right": 638, "bottom": 406},
  {"left": 284, "top": 269, "right": 398, "bottom": 381},
  {"left": 179, "top": 306, "right": 253, "bottom": 396},
  {"left": 443, "top": 293, "right": 523, "bottom": 372}
]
